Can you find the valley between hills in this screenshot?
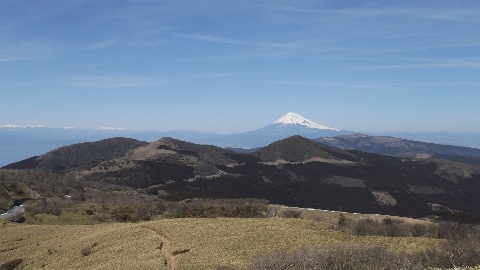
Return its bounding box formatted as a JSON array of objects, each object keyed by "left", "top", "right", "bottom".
[{"left": 1, "top": 133, "right": 480, "bottom": 269}]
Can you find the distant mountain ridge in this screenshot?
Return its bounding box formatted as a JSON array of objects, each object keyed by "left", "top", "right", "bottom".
[
  {"left": 1, "top": 112, "right": 479, "bottom": 166},
  {"left": 0, "top": 113, "right": 350, "bottom": 166},
  {"left": 316, "top": 134, "right": 480, "bottom": 166}
]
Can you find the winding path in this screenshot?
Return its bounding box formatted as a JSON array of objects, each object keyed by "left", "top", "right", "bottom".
[{"left": 141, "top": 225, "right": 176, "bottom": 270}]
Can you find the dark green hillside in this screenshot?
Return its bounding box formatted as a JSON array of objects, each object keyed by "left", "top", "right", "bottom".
[
  {"left": 3, "top": 137, "right": 147, "bottom": 171},
  {"left": 253, "top": 135, "right": 349, "bottom": 162}
]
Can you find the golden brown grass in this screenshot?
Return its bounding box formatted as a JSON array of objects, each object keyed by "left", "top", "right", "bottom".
[
  {"left": 147, "top": 218, "right": 443, "bottom": 270},
  {"left": 0, "top": 218, "right": 444, "bottom": 270},
  {"left": 0, "top": 222, "right": 165, "bottom": 270}
]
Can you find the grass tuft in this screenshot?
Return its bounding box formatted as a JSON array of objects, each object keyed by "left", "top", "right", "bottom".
[{"left": 0, "top": 259, "right": 23, "bottom": 270}]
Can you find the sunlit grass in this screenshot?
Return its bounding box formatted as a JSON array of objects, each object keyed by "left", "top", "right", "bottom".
[{"left": 0, "top": 218, "right": 450, "bottom": 270}]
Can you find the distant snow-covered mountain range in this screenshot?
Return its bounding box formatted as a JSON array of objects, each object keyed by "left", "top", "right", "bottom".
[{"left": 1, "top": 112, "right": 479, "bottom": 166}]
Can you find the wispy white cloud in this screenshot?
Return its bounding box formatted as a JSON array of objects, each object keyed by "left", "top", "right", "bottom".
[
  {"left": 276, "top": 6, "right": 480, "bottom": 23},
  {"left": 196, "top": 71, "right": 243, "bottom": 79},
  {"left": 0, "top": 42, "right": 57, "bottom": 62},
  {"left": 256, "top": 80, "right": 406, "bottom": 90},
  {"left": 176, "top": 34, "right": 345, "bottom": 62},
  {"left": 62, "top": 75, "right": 168, "bottom": 88},
  {"left": 338, "top": 58, "right": 480, "bottom": 71},
  {"left": 177, "top": 33, "right": 303, "bottom": 49},
  {"left": 0, "top": 1, "right": 93, "bottom": 30},
  {"left": 85, "top": 36, "right": 120, "bottom": 50},
  {"left": 141, "top": 27, "right": 174, "bottom": 36},
  {"left": 352, "top": 42, "right": 480, "bottom": 56}
]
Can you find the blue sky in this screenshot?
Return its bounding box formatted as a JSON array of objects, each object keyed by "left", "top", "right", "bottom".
[{"left": 1, "top": 0, "right": 480, "bottom": 133}]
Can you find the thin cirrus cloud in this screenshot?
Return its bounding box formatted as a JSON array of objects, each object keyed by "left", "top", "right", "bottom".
[
  {"left": 85, "top": 36, "right": 121, "bottom": 50},
  {"left": 176, "top": 33, "right": 326, "bottom": 61},
  {"left": 337, "top": 58, "right": 480, "bottom": 72},
  {"left": 62, "top": 75, "right": 169, "bottom": 89},
  {"left": 177, "top": 33, "right": 304, "bottom": 49},
  {"left": 276, "top": 6, "right": 480, "bottom": 23},
  {"left": 256, "top": 80, "right": 407, "bottom": 90},
  {"left": 196, "top": 71, "right": 244, "bottom": 79},
  {"left": 0, "top": 42, "right": 57, "bottom": 62}
]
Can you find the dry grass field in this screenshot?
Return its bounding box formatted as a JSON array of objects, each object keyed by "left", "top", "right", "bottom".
[
  {"left": 0, "top": 222, "right": 165, "bottom": 270},
  {"left": 1, "top": 217, "right": 446, "bottom": 270}
]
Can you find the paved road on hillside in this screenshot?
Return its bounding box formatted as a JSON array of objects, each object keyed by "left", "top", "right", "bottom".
[{"left": 0, "top": 205, "right": 24, "bottom": 220}]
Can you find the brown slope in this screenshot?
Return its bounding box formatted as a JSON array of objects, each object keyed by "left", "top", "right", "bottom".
[
  {"left": 3, "top": 137, "right": 148, "bottom": 172},
  {"left": 76, "top": 137, "right": 237, "bottom": 188}
]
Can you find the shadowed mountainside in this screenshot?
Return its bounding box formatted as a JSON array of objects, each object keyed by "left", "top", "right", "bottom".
[
  {"left": 253, "top": 135, "right": 358, "bottom": 162},
  {"left": 72, "top": 137, "right": 236, "bottom": 188},
  {"left": 3, "top": 135, "right": 480, "bottom": 219}
]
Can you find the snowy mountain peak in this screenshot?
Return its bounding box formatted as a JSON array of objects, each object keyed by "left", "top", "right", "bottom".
[
  {"left": 24, "top": 125, "right": 46, "bottom": 128},
  {"left": 0, "top": 124, "right": 46, "bottom": 129},
  {"left": 0, "top": 124, "right": 21, "bottom": 129},
  {"left": 273, "top": 112, "right": 340, "bottom": 131}
]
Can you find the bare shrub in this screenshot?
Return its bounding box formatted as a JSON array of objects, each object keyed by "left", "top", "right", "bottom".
[
  {"left": 282, "top": 209, "right": 301, "bottom": 219},
  {"left": 351, "top": 218, "right": 387, "bottom": 236},
  {"left": 345, "top": 216, "right": 479, "bottom": 240},
  {"left": 0, "top": 259, "right": 23, "bottom": 270},
  {"left": 112, "top": 205, "right": 138, "bottom": 222},
  {"left": 81, "top": 247, "right": 91, "bottom": 256},
  {"left": 249, "top": 242, "right": 480, "bottom": 270},
  {"left": 172, "top": 248, "right": 190, "bottom": 256},
  {"left": 95, "top": 213, "right": 111, "bottom": 222},
  {"left": 436, "top": 221, "right": 473, "bottom": 240},
  {"left": 80, "top": 242, "right": 98, "bottom": 257},
  {"left": 324, "top": 217, "right": 480, "bottom": 268},
  {"left": 162, "top": 199, "right": 267, "bottom": 218},
  {"left": 26, "top": 198, "right": 74, "bottom": 216},
  {"left": 382, "top": 216, "right": 393, "bottom": 225},
  {"left": 337, "top": 213, "right": 347, "bottom": 227},
  {"left": 249, "top": 245, "right": 422, "bottom": 270}
]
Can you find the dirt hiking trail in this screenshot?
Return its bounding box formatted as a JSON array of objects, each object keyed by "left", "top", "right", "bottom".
[{"left": 141, "top": 225, "right": 176, "bottom": 270}]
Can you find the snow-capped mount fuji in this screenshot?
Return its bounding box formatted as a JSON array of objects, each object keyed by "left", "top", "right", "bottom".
[
  {"left": 273, "top": 112, "right": 340, "bottom": 131},
  {"left": 186, "top": 112, "right": 352, "bottom": 148}
]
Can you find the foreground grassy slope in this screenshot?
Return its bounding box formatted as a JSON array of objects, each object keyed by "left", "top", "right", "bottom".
[
  {"left": 1, "top": 218, "right": 442, "bottom": 270},
  {"left": 0, "top": 222, "right": 165, "bottom": 270}
]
